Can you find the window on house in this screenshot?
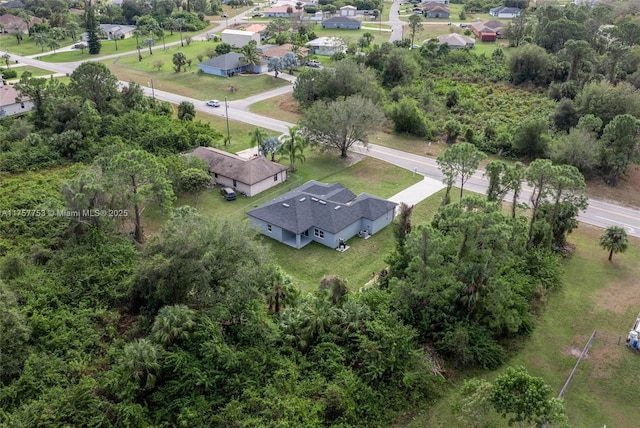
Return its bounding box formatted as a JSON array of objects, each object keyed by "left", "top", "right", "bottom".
[
  {"left": 214, "top": 173, "right": 218, "bottom": 178},
  {"left": 267, "top": 224, "right": 272, "bottom": 232},
  {"left": 274, "top": 174, "right": 278, "bottom": 182},
  {"left": 20, "top": 102, "right": 24, "bottom": 109},
  {"left": 314, "top": 229, "right": 324, "bottom": 239},
  {"left": 233, "top": 180, "right": 237, "bottom": 187}
]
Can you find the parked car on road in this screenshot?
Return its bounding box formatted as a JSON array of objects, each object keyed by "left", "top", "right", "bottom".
[
  {"left": 206, "top": 100, "right": 221, "bottom": 107},
  {"left": 307, "top": 60, "right": 321, "bottom": 68}
]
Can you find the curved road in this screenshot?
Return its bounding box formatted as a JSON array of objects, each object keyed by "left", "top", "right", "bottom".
[{"left": 3, "top": 3, "right": 640, "bottom": 237}]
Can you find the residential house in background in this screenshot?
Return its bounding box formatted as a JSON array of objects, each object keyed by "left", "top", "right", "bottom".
[
  {"left": 259, "top": 43, "right": 309, "bottom": 61},
  {"left": 437, "top": 33, "right": 475, "bottom": 49},
  {"left": 185, "top": 147, "right": 287, "bottom": 197},
  {"left": 263, "top": 3, "right": 295, "bottom": 17},
  {"left": 2, "top": 1, "right": 25, "bottom": 8},
  {"left": 422, "top": 2, "right": 450, "bottom": 18},
  {"left": 221, "top": 28, "right": 261, "bottom": 48},
  {"left": 98, "top": 23, "right": 136, "bottom": 40},
  {"left": 482, "top": 19, "right": 504, "bottom": 37},
  {"left": 243, "top": 23, "right": 267, "bottom": 40},
  {"left": 489, "top": 6, "right": 522, "bottom": 18},
  {"left": 470, "top": 22, "right": 497, "bottom": 41},
  {"left": 248, "top": 181, "right": 398, "bottom": 249},
  {"left": 321, "top": 16, "right": 361, "bottom": 30},
  {"left": 0, "top": 13, "right": 42, "bottom": 34},
  {"left": 305, "top": 36, "right": 346, "bottom": 56},
  {"left": 0, "top": 84, "right": 34, "bottom": 118},
  {"left": 198, "top": 52, "right": 257, "bottom": 76},
  {"left": 339, "top": 5, "right": 357, "bottom": 16}
]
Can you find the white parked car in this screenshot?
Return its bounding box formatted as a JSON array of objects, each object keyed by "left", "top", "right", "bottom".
[{"left": 206, "top": 100, "right": 221, "bottom": 107}]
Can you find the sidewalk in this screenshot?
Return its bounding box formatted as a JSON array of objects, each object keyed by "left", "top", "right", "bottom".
[{"left": 388, "top": 175, "right": 445, "bottom": 207}]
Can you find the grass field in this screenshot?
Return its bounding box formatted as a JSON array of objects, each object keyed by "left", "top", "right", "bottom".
[
  {"left": 396, "top": 224, "right": 640, "bottom": 427},
  {"left": 5, "top": 64, "right": 61, "bottom": 78},
  {"left": 311, "top": 24, "right": 391, "bottom": 46}
]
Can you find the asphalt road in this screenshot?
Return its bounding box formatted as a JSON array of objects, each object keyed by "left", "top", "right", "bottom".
[{"left": 3, "top": 4, "right": 640, "bottom": 238}]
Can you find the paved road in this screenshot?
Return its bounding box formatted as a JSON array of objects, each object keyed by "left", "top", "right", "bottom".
[{"left": 3, "top": 9, "right": 640, "bottom": 238}]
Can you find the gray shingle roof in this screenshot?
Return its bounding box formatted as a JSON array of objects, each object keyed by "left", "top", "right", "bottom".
[
  {"left": 198, "top": 53, "right": 245, "bottom": 71},
  {"left": 322, "top": 16, "right": 360, "bottom": 24},
  {"left": 248, "top": 181, "right": 397, "bottom": 234},
  {"left": 185, "top": 146, "right": 287, "bottom": 185}
]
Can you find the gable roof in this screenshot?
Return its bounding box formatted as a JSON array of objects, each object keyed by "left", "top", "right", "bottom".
[
  {"left": 489, "top": 6, "right": 522, "bottom": 14},
  {"left": 471, "top": 22, "right": 497, "bottom": 34},
  {"left": 244, "top": 23, "right": 267, "bottom": 33},
  {"left": 322, "top": 16, "right": 360, "bottom": 24},
  {"left": 340, "top": 5, "right": 357, "bottom": 9},
  {"left": 222, "top": 28, "right": 258, "bottom": 36},
  {"left": 264, "top": 3, "right": 295, "bottom": 13},
  {"left": 424, "top": 4, "right": 450, "bottom": 12},
  {"left": 99, "top": 23, "right": 137, "bottom": 36},
  {"left": 248, "top": 181, "right": 397, "bottom": 234},
  {"left": 199, "top": 52, "right": 245, "bottom": 70},
  {"left": 437, "top": 33, "right": 474, "bottom": 46},
  {"left": 185, "top": 146, "right": 287, "bottom": 185},
  {"left": 482, "top": 20, "right": 503, "bottom": 30}
]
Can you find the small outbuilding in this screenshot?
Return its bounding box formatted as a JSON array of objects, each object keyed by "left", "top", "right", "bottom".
[{"left": 339, "top": 5, "right": 357, "bottom": 16}]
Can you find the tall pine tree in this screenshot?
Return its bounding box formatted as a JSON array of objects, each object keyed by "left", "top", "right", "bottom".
[{"left": 86, "top": 1, "right": 101, "bottom": 55}]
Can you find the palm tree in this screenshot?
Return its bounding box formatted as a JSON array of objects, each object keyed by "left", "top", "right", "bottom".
[
  {"left": 240, "top": 40, "right": 260, "bottom": 72},
  {"left": 65, "top": 21, "right": 81, "bottom": 41},
  {"left": 266, "top": 266, "right": 299, "bottom": 314},
  {"left": 174, "top": 18, "right": 185, "bottom": 47},
  {"left": 248, "top": 127, "right": 268, "bottom": 154},
  {"left": 142, "top": 38, "right": 155, "bottom": 55},
  {"left": 278, "top": 125, "right": 307, "bottom": 172},
  {"left": 46, "top": 38, "right": 60, "bottom": 53},
  {"left": 600, "top": 226, "right": 628, "bottom": 261},
  {"left": 319, "top": 275, "right": 349, "bottom": 306},
  {"left": 133, "top": 29, "right": 143, "bottom": 61},
  {"left": 120, "top": 339, "right": 161, "bottom": 390},
  {"left": 33, "top": 32, "right": 48, "bottom": 52},
  {"left": 150, "top": 304, "right": 196, "bottom": 348}
]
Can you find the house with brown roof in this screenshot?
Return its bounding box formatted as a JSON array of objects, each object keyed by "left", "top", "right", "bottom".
[
  {"left": 259, "top": 43, "right": 308, "bottom": 60},
  {"left": 0, "top": 13, "right": 42, "bottom": 34},
  {"left": 437, "top": 33, "right": 475, "bottom": 49},
  {"left": 482, "top": 20, "right": 504, "bottom": 37},
  {"left": 0, "top": 84, "right": 34, "bottom": 118},
  {"left": 185, "top": 147, "right": 287, "bottom": 197},
  {"left": 422, "top": 2, "right": 450, "bottom": 18},
  {"left": 471, "top": 22, "right": 497, "bottom": 42}
]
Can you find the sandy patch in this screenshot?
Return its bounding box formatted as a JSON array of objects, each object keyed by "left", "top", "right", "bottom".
[{"left": 592, "top": 272, "right": 640, "bottom": 314}]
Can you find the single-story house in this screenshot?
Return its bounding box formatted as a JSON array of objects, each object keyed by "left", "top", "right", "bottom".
[
  {"left": 243, "top": 23, "right": 267, "bottom": 39},
  {"left": 99, "top": 24, "right": 136, "bottom": 40},
  {"left": 422, "top": 2, "right": 450, "bottom": 18},
  {"left": 0, "top": 84, "right": 34, "bottom": 118},
  {"left": 198, "top": 52, "right": 257, "bottom": 76},
  {"left": 221, "top": 29, "right": 261, "bottom": 48},
  {"left": 339, "top": 5, "right": 357, "bottom": 16},
  {"left": 470, "top": 22, "right": 497, "bottom": 42},
  {"left": 248, "top": 181, "right": 398, "bottom": 249},
  {"left": 185, "top": 147, "right": 287, "bottom": 197},
  {"left": 489, "top": 6, "right": 522, "bottom": 18},
  {"left": 259, "top": 43, "right": 309, "bottom": 60},
  {"left": 321, "top": 16, "right": 361, "bottom": 30},
  {"left": 437, "top": 33, "right": 475, "bottom": 49},
  {"left": 263, "top": 3, "right": 295, "bottom": 17},
  {"left": 0, "top": 13, "right": 42, "bottom": 34},
  {"left": 305, "top": 36, "right": 346, "bottom": 56},
  {"left": 482, "top": 19, "right": 504, "bottom": 37}
]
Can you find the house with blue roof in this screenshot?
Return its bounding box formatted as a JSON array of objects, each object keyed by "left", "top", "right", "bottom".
[{"left": 247, "top": 181, "right": 397, "bottom": 249}]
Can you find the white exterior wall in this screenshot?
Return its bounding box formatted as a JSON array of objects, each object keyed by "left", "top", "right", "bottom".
[
  {"left": 0, "top": 100, "right": 34, "bottom": 118},
  {"left": 221, "top": 31, "right": 260, "bottom": 48}
]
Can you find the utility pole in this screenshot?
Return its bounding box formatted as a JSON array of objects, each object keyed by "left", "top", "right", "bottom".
[{"left": 224, "top": 96, "right": 231, "bottom": 145}]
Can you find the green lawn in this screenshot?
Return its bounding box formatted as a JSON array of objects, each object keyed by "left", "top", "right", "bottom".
[
  {"left": 311, "top": 24, "right": 391, "bottom": 46},
  {"left": 104, "top": 46, "right": 289, "bottom": 101},
  {"left": 194, "top": 110, "right": 281, "bottom": 150},
  {"left": 398, "top": 224, "right": 640, "bottom": 427},
  {"left": 144, "top": 152, "right": 421, "bottom": 291},
  {"left": 0, "top": 34, "right": 75, "bottom": 56},
  {"left": 4, "top": 64, "right": 60, "bottom": 78}
]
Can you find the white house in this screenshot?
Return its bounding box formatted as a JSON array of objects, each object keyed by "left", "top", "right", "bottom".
[
  {"left": 489, "top": 6, "right": 522, "bottom": 18},
  {"left": 185, "top": 147, "right": 288, "bottom": 197},
  {"left": 221, "top": 29, "right": 261, "bottom": 48},
  {"left": 436, "top": 33, "right": 475, "bottom": 49},
  {"left": 263, "top": 3, "right": 295, "bottom": 17},
  {"left": 0, "top": 84, "right": 34, "bottom": 119},
  {"left": 305, "top": 36, "right": 346, "bottom": 56},
  {"left": 339, "top": 5, "right": 357, "bottom": 16}
]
